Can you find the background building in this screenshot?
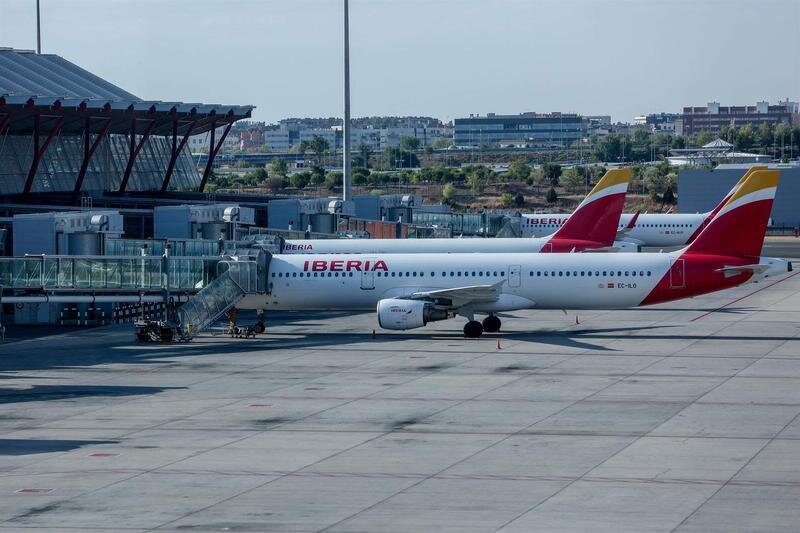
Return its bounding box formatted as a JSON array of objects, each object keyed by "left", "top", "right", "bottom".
[
  {"left": 678, "top": 100, "right": 799, "bottom": 137},
  {"left": 678, "top": 164, "right": 800, "bottom": 226},
  {"left": 453, "top": 112, "right": 585, "bottom": 148}
]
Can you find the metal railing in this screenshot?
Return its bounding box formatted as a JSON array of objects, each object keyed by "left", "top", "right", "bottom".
[
  {"left": 0, "top": 255, "right": 219, "bottom": 291},
  {"left": 177, "top": 259, "right": 259, "bottom": 335}
]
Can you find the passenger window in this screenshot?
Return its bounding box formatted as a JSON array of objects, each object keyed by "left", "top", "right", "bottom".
[
  {"left": 413, "top": 272, "right": 417, "bottom": 277},
  {"left": 639, "top": 271, "right": 644, "bottom": 276},
  {"left": 625, "top": 271, "right": 629, "bottom": 276},
  {"left": 271, "top": 273, "right": 275, "bottom": 278},
  {"left": 587, "top": 271, "right": 592, "bottom": 277},
  {"left": 647, "top": 271, "right": 652, "bottom": 276},
  {"left": 566, "top": 271, "right": 570, "bottom": 277},
  {"left": 391, "top": 272, "right": 396, "bottom": 277},
  {"left": 617, "top": 271, "right": 622, "bottom": 276},
  {"left": 501, "top": 272, "right": 505, "bottom": 276}
]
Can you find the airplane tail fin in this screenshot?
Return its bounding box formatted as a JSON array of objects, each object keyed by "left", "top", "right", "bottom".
[
  {"left": 686, "top": 166, "right": 767, "bottom": 244},
  {"left": 552, "top": 168, "right": 631, "bottom": 245},
  {"left": 686, "top": 169, "right": 779, "bottom": 258}
]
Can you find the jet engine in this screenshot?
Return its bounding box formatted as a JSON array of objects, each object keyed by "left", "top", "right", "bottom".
[{"left": 376, "top": 299, "right": 449, "bottom": 330}]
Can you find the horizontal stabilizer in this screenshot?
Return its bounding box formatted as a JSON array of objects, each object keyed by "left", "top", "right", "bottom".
[{"left": 715, "top": 264, "right": 769, "bottom": 278}]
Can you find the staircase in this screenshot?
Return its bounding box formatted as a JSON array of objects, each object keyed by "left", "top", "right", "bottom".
[{"left": 177, "top": 258, "right": 259, "bottom": 338}]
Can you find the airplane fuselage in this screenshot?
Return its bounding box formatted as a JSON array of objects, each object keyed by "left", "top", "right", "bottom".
[
  {"left": 522, "top": 213, "right": 705, "bottom": 247},
  {"left": 239, "top": 252, "right": 785, "bottom": 314}
]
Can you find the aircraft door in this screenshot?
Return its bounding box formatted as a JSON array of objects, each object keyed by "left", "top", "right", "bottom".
[
  {"left": 361, "top": 267, "right": 375, "bottom": 290},
  {"left": 509, "top": 265, "right": 521, "bottom": 288},
  {"left": 669, "top": 258, "right": 685, "bottom": 288}
]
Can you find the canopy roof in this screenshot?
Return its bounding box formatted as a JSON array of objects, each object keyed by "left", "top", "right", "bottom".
[{"left": 0, "top": 48, "right": 253, "bottom": 136}]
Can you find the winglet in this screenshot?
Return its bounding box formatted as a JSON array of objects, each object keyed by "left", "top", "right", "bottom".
[
  {"left": 686, "top": 169, "right": 780, "bottom": 258},
  {"left": 550, "top": 168, "right": 632, "bottom": 246}
]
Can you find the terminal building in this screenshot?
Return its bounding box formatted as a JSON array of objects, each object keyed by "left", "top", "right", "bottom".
[
  {"left": 453, "top": 112, "right": 585, "bottom": 148},
  {"left": 0, "top": 47, "right": 457, "bottom": 328}
]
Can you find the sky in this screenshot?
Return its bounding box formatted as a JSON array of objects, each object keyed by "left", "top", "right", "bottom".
[{"left": 2, "top": 0, "right": 799, "bottom": 123}]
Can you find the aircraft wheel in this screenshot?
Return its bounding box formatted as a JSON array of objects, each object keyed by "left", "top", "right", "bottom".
[
  {"left": 482, "top": 315, "right": 501, "bottom": 333},
  {"left": 253, "top": 321, "right": 266, "bottom": 334},
  {"left": 463, "top": 320, "right": 484, "bottom": 338}
]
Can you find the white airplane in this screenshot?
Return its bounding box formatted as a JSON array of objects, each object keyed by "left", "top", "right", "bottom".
[
  {"left": 238, "top": 169, "right": 790, "bottom": 338},
  {"left": 520, "top": 166, "right": 765, "bottom": 247},
  {"left": 282, "top": 168, "right": 638, "bottom": 254}
]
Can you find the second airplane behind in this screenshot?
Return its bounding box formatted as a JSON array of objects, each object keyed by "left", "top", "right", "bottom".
[{"left": 282, "top": 168, "right": 634, "bottom": 254}]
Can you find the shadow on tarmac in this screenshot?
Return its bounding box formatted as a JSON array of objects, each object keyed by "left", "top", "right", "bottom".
[
  {"left": 0, "top": 385, "right": 182, "bottom": 404},
  {"left": 0, "top": 438, "right": 118, "bottom": 456}
]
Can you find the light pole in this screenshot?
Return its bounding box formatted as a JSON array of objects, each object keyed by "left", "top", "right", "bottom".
[
  {"left": 342, "top": 0, "right": 353, "bottom": 203},
  {"left": 36, "top": 0, "right": 41, "bottom": 54}
]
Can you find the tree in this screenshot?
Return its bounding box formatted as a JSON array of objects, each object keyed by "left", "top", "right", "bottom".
[
  {"left": 735, "top": 124, "right": 754, "bottom": 152},
  {"left": 288, "top": 171, "right": 311, "bottom": 189},
  {"left": 500, "top": 193, "right": 514, "bottom": 207},
  {"left": 265, "top": 177, "right": 285, "bottom": 192},
  {"left": 269, "top": 157, "right": 288, "bottom": 177},
  {"left": 507, "top": 159, "right": 530, "bottom": 181},
  {"left": 309, "top": 135, "right": 331, "bottom": 161},
  {"left": 399, "top": 136, "right": 421, "bottom": 152},
  {"left": 309, "top": 165, "right": 326, "bottom": 185},
  {"left": 671, "top": 136, "right": 686, "bottom": 149},
  {"left": 542, "top": 162, "right": 562, "bottom": 186},
  {"left": 377, "top": 147, "right": 419, "bottom": 170},
  {"left": 593, "top": 134, "right": 625, "bottom": 162},
  {"left": 352, "top": 167, "right": 370, "bottom": 185},
  {"left": 432, "top": 138, "right": 453, "bottom": 150},
  {"left": 694, "top": 130, "right": 713, "bottom": 146},
  {"left": 442, "top": 182, "right": 456, "bottom": 204},
  {"left": 356, "top": 143, "right": 372, "bottom": 169},
  {"left": 757, "top": 122, "right": 773, "bottom": 149},
  {"left": 546, "top": 187, "right": 558, "bottom": 204},
  {"left": 324, "top": 171, "right": 342, "bottom": 191},
  {"left": 561, "top": 168, "right": 583, "bottom": 193},
  {"left": 463, "top": 165, "right": 495, "bottom": 194},
  {"left": 662, "top": 185, "right": 676, "bottom": 204}
]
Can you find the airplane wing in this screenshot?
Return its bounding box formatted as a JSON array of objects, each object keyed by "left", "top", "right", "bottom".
[
  {"left": 715, "top": 264, "right": 770, "bottom": 278},
  {"left": 407, "top": 281, "right": 504, "bottom": 308}
]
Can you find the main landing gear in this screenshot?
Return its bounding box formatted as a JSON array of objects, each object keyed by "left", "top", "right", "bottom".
[
  {"left": 482, "top": 314, "right": 501, "bottom": 333},
  {"left": 463, "top": 314, "right": 502, "bottom": 338}
]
